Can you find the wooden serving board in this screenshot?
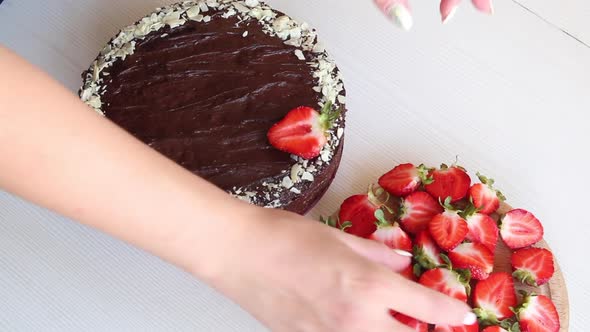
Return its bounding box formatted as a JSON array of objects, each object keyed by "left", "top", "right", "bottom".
[
  {"left": 493, "top": 202, "right": 569, "bottom": 332},
  {"left": 330, "top": 198, "right": 569, "bottom": 331}
]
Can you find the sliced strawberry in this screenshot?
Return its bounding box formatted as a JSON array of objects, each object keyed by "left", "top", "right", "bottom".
[
  {"left": 469, "top": 173, "right": 506, "bottom": 215},
  {"left": 481, "top": 327, "right": 509, "bottom": 332},
  {"left": 419, "top": 267, "right": 470, "bottom": 302},
  {"left": 393, "top": 312, "right": 428, "bottom": 331},
  {"left": 425, "top": 164, "right": 471, "bottom": 202},
  {"left": 369, "top": 211, "right": 413, "bottom": 252},
  {"left": 473, "top": 272, "right": 517, "bottom": 325},
  {"left": 378, "top": 163, "right": 433, "bottom": 197},
  {"left": 434, "top": 322, "right": 479, "bottom": 332},
  {"left": 449, "top": 242, "right": 494, "bottom": 280},
  {"left": 465, "top": 212, "right": 499, "bottom": 253},
  {"left": 413, "top": 230, "right": 444, "bottom": 270},
  {"left": 516, "top": 293, "right": 560, "bottom": 332},
  {"left": 500, "top": 209, "right": 544, "bottom": 249},
  {"left": 399, "top": 191, "right": 443, "bottom": 234},
  {"left": 338, "top": 195, "right": 379, "bottom": 238},
  {"left": 511, "top": 247, "right": 555, "bottom": 286},
  {"left": 267, "top": 102, "right": 339, "bottom": 159},
  {"left": 429, "top": 204, "right": 469, "bottom": 251}
]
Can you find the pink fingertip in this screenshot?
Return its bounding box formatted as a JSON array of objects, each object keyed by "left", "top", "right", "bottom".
[
  {"left": 472, "top": 0, "right": 494, "bottom": 14},
  {"left": 374, "top": 0, "right": 410, "bottom": 13},
  {"left": 440, "top": 0, "right": 462, "bottom": 23}
]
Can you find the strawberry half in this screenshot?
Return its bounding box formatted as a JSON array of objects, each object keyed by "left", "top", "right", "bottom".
[
  {"left": 425, "top": 164, "right": 471, "bottom": 202},
  {"left": 338, "top": 195, "right": 381, "bottom": 238},
  {"left": 267, "top": 102, "right": 339, "bottom": 159},
  {"left": 469, "top": 173, "right": 506, "bottom": 215},
  {"left": 413, "top": 230, "right": 444, "bottom": 270},
  {"left": 465, "top": 212, "right": 499, "bottom": 253},
  {"left": 511, "top": 247, "right": 555, "bottom": 286},
  {"left": 500, "top": 209, "right": 544, "bottom": 249},
  {"left": 429, "top": 200, "right": 469, "bottom": 251},
  {"left": 392, "top": 312, "right": 428, "bottom": 332},
  {"left": 434, "top": 322, "right": 479, "bottom": 332},
  {"left": 449, "top": 242, "right": 494, "bottom": 280},
  {"left": 419, "top": 266, "right": 471, "bottom": 302},
  {"left": 378, "top": 163, "right": 433, "bottom": 197},
  {"left": 516, "top": 293, "right": 560, "bottom": 332},
  {"left": 473, "top": 272, "right": 517, "bottom": 325},
  {"left": 369, "top": 210, "right": 413, "bottom": 252},
  {"left": 399, "top": 191, "right": 443, "bottom": 234}
]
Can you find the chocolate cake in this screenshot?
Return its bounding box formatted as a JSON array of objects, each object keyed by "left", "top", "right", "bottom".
[{"left": 79, "top": 0, "right": 346, "bottom": 214}]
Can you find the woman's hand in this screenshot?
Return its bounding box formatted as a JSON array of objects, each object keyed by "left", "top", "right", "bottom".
[
  {"left": 201, "top": 207, "right": 476, "bottom": 332},
  {"left": 374, "top": 0, "right": 494, "bottom": 30}
]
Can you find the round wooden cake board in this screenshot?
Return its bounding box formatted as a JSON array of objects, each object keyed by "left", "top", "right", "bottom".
[{"left": 493, "top": 202, "right": 569, "bottom": 332}]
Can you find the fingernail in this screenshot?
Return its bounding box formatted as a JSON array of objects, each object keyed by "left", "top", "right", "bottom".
[
  {"left": 462, "top": 312, "right": 477, "bottom": 325},
  {"left": 442, "top": 6, "right": 458, "bottom": 24},
  {"left": 440, "top": 0, "right": 461, "bottom": 24},
  {"left": 472, "top": 0, "right": 494, "bottom": 14},
  {"left": 389, "top": 4, "right": 413, "bottom": 31},
  {"left": 393, "top": 249, "right": 413, "bottom": 257}
]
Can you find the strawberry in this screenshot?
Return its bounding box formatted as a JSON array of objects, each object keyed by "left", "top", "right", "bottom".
[
  {"left": 369, "top": 210, "right": 413, "bottom": 252},
  {"left": 481, "top": 327, "right": 509, "bottom": 332},
  {"left": 399, "top": 191, "right": 443, "bottom": 234},
  {"left": 338, "top": 195, "right": 380, "bottom": 238},
  {"left": 419, "top": 265, "right": 471, "bottom": 302},
  {"left": 516, "top": 293, "right": 560, "bottom": 332},
  {"left": 429, "top": 199, "right": 469, "bottom": 251},
  {"left": 400, "top": 265, "right": 417, "bottom": 281},
  {"left": 473, "top": 272, "right": 517, "bottom": 325},
  {"left": 392, "top": 312, "right": 428, "bottom": 332},
  {"left": 378, "top": 163, "right": 433, "bottom": 196},
  {"left": 434, "top": 322, "right": 479, "bottom": 332},
  {"left": 267, "top": 102, "right": 339, "bottom": 159},
  {"left": 511, "top": 247, "right": 555, "bottom": 286},
  {"left": 413, "top": 230, "right": 444, "bottom": 270},
  {"left": 500, "top": 209, "right": 544, "bottom": 249},
  {"left": 425, "top": 164, "right": 471, "bottom": 202},
  {"left": 449, "top": 242, "right": 494, "bottom": 280},
  {"left": 464, "top": 212, "right": 499, "bottom": 253},
  {"left": 469, "top": 173, "right": 506, "bottom": 215}
]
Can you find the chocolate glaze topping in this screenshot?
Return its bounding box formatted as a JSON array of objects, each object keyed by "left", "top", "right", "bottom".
[{"left": 104, "top": 15, "right": 318, "bottom": 190}]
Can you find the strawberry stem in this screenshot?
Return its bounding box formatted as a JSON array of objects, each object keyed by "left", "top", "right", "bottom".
[{"left": 319, "top": 101, "right": 341, "bottom": 131}]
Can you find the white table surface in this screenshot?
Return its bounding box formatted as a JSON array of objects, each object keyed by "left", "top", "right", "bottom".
[{"left": 1, "top": 0, "right": 588, "bottom": 331}]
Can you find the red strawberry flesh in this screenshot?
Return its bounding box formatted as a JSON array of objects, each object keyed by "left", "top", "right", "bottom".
[
  {"left": 429, "top": 211, "right": 469, "bottom": 251},
  {"left": 511, "top": 247, "right": 554, "bottom": 286},
  {"left": 500, "top": 209, "right": 543, "bottom": 249},
  {"left": 400, "top": 191, "right": 443, "bottom": 234},
  {"left": 338, "top": 194, "right": 379, "bottom": 238},
  {"left": 465, "top": 213, "right": 499, "bottom": 253},
  {"left": 419, "top": 268, "right": 469, "bottom": 302},
  {"left": 425, "top": 164, "right": 471, "bottom": 202},
  {"left": 473, "top": 272, "right": 517, "bottom": 324},
  {"left": 517, "top": 294, "right": 560, "bottom": 332},
  {"left": 449, "top": 242, "right": 494, "bottom": 280},
  {"left": 378, "top": 163, "right": 431, "bottom": 197}
]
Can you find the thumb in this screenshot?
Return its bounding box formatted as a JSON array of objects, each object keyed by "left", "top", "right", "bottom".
[
  {"left": 335, "top": 230, "right": 412, "bottom": 272},
  {"left": 471, "top": 0, "right": 494, "bottom": 14}
]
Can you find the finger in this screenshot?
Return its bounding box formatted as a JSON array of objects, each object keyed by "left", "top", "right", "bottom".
[
  {"left": 471, "top": 0, "right": 494, "bottom": 14},
  {"left": 377, "top": 270, "right": 476, "bottom": 326},
  {"left": 440, "top": 0, "right": 461, "bottom": 23},
  {"left": 336, "top": 230, "right": 412, "bottom": 272},
  {"left": 374, "top": 0, "right": 413, "bottom": 31}
]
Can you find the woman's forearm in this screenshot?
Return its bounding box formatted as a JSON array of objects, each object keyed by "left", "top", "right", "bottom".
[{"left": 0, "top": 45, "right": 253, "bottom": 280}]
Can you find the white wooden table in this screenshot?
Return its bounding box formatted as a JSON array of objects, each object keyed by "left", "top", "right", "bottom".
[{"left": 1, "top": 0, "right": 588, "bottom": 330}]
